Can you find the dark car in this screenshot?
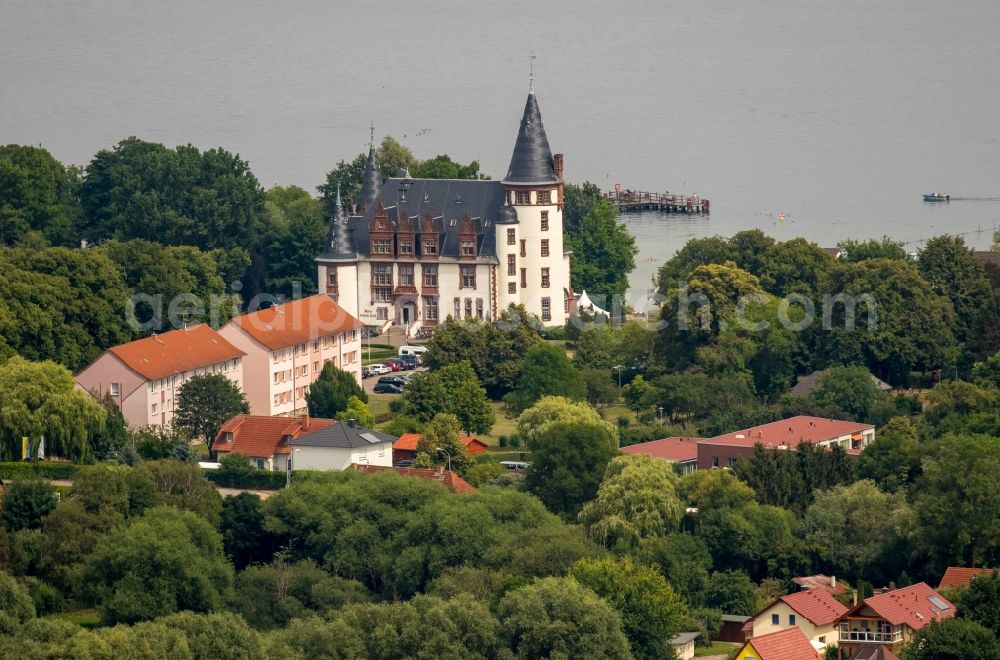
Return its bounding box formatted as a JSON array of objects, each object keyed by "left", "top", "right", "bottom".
[
  {"left": 373, "top": 382, "right": 403, "bottom": 394},
  {"left": 377, "top": 375, "right": 407, "bottom": 387},
  {"left": 383, "top": 358, "right": 402, "bottom": 372},
  {"left": 394, "top": 459, "right": 414, "bottom": 468},
  {"left": 398, "top": 354, "right": 418, "bottom": 370}
]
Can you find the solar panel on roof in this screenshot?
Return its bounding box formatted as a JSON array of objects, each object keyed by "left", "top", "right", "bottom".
[
  {"left": 359, "top": 432, "right": 382, "bottom": 444},
  {"left": 928, "top": 596, "right": 950, "bottom": 611}
]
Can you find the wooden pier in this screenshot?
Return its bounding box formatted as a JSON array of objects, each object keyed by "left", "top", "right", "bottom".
[{"left": 606, "top": 190, "right": 710, "bottom": 214}]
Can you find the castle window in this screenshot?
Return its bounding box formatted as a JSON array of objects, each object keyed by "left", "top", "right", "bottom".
[
  {"left": 377, "top": 307, "right": 388, "bottom": 320},
  {"left": 373, "top": 239, "right": 391, "bottom": 254},
  {"left": 424, "top": 297, "right": 439, "bottom": 320},
  {"left": 541, "top": 211, "right": 549, "bottom": 231},
  {"left": 454, "top": 298, "right": 461, "bottom": 319},
  {"left": 476, "top": 299, "right": 484, "bottom": 319},
  {"left": 541, "top": 239, "right": 550, "bottom": 257},
  {"left": 507, "top": 254, "right": 516, "bottom": 276},
  {"left": 423, "top": 240, "right": 438, "bottom": 255},
  {"left": 399, "top": 264, "right": 414, "bottom": 286},
  {"left": 541, "top": 268, "right": 550, "bottom": 288},
  {"left": 327, "top": 271, "right": 337, "bottom": 286},
  {"left": 520, "top": 268, "right": 527, "bottom": 289},
  {"left": 374, "top": 288, "right": 392, "bottom": 302},
  {"left": 507, "top": 228, "right": 516, "bottom": 245},
  {"left": 373, "top": 263, "right": 393, "bottom": 286},
  {"left": 423, "top": 265, "right": 438, "bottom": 286},
  {"left": 541, "top": 297, "right": 551, "bottom": 322},
  {"left": 520, "top": 239, "right": 526, "bottom": 258},
  {"left": 461, "top": 240, "right": 475, "bottom": 256},
  {"left": 537, "top": 190, "right": 551, "bottom": 204},
  {"left": 508, "top": 282, "right": 516, "bottom": 294},
  {"left": 515, "top": 191, "right": 531, "bottom": 205},
  {"left": 465, "top": 298, "right": 473, "bottom": 318},
  {"left": 399, "top": 239, "right": 414, "bottom": 255},
  {"left": 461, "top": 266, "right": 476, "bottom": 289}
]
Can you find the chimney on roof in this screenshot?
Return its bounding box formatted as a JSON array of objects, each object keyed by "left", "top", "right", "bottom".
[
  {"left": 853, "top": 589, "right": 858, "bottom": 606},
  {"left": 346, "top": 418, "right": 356, "bottom": 428},
  {"left": 301, "top": 413, "right": 309, "bottom": 431},
  {"left": 831, "top": 575, "right": 836, "bottom": 589},
  {"left": 889, "top": 581, "right": 896, "bottom": 592}
]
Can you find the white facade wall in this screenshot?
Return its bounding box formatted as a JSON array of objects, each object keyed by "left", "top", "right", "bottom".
[{"left": 291, "top": 441, "right": 393, "bottom": 471}]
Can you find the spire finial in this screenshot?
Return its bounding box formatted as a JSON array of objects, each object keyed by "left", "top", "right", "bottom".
[
  {"left": 529, "top": 54, "right": 536, "bottom": 93},
  {"left": 369, "top": 122, "right": 374, "bottom": 150}
]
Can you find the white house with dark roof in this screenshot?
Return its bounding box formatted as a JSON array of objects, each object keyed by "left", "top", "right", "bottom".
[
  {"left": 316, "top": 90, "right": 573, "bottom": 332},
  {"left": 287, "top": 419, "right": 395, "bottom": 471}
]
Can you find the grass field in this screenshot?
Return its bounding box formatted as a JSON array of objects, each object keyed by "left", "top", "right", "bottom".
[
  {"left": 50, "top": 608, "right": 101, "bottom": 628},
  {"left": 694, "top": 641, "right": 739, "bottom": 657},
  {"left": 368, "top": 393, "right": 394, "bottom": 420},
  {"left": 362, "top": 346, "right": 398, "bottom": 365}
]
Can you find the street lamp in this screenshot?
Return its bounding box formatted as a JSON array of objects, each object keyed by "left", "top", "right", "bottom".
[
  {"left": 286, "top": 448, "right": 300, "bottom": 487},
  {"left": 657, "top": 406, "right": 663, "bottom": 422},
  {"left": 612, "top": 364, "right": 624, "bottom": 398},
  {"left": 435, "top": 447, "right": 452, "bottom": 472}
]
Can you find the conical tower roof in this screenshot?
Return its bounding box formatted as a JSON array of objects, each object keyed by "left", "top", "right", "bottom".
[
  {"left": 320, "top": 185, "right": 356, "bottom": 261},
  {"left": 502, "top": 91, "right": 558, "bottom": 186},
  {"left": 358, "top": 143, "right": 381, "bottom": 212}
]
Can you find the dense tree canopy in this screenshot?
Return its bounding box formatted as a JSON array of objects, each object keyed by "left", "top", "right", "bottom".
[
  {"left": 524, "top": 420, "right": 619, "bottom": 516},
  {"left": 0, "top": 144, "right": 81, "bottom": 246},
  {"left": 305, "top": 363, "right": 366, "bottom": 420},
  {"left": 564, "top": 193, "right": 637, "bottom": 301},
  {"left": 505, "top": 342, "right": 585, "bottom": 414},
  {"left": 175, "top": 373, "right": 250, "bottom": 442},
  {"left": 402, "top": 361, "right": 493, "bottom": 434}
]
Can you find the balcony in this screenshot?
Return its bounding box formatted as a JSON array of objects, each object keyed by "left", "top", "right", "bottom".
[{"left": 839, "top": 623, "right": 902, "bottom": 644}]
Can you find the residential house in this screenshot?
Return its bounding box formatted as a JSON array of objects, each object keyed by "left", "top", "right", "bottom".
[
  {"left": 620, "top": 437, "right": 703, "bottom": 474},
  {"left": 697, "top": 416, "right": 875, "bottom": 470},
  {"left": 937, "top": 566, "right": 997, "bottom": 591},
  {"left": 792, "top": 574, "right": 849, "bottom": 597},
  {"left": 790, "top": 369, "right": 891, "bottom": 400},
  {"left": 669, "top": 632, "right": 699, "bottom": 660},
  {"left": 212, "top": 414, "right": 333, "bottom": 471},
  {"left": 734, "top": 627, "right": 821, "bottom": 660},
  {"left": 316, "top": 90, "right": 574, "bottom": 333},
  {"left": 392, "top": 433, "right": 489, "bottom": 464},
  {"left": 287, "top": 419, "right": 394, "bottom": 470},
  {"left": 349, "top": 464, "right": 477, "bottom": 494},
  {"left": 75, "top": 324, "right": 245, "bottom": 429},
  {"left": 218, "top": 293, "right": 363, "bottom": 417},
  {"left": 746, "top": 588, "right": 848, "bottom": 650},
  {"left": 835, "top": 582, "right": 955, "bottom": 659}
]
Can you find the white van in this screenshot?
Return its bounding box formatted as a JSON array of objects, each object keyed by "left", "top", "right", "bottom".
[{"left": 398, "top": 345, "right": 428, "bottom": 359}]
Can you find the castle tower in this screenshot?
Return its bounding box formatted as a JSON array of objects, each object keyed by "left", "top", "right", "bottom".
[
  {"left": 316, "top": 185, "right": 359, "bottom": 318},
  {"left": 496, "top": 90, "right": 568, "bottom": 325},
  {"left": 357, "top": 142, "right": 381, "bottom": 214}
]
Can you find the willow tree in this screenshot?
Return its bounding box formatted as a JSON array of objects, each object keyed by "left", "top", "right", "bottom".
[{"left": 0, "top": 356, "right": 106, "bottom": 460}]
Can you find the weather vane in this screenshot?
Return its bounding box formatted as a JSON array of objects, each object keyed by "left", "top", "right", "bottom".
[{"left": 529, "top": 53, "right": 536, "bottom": 92}]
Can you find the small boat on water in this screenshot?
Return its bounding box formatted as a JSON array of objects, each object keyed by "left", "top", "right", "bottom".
[{"left": 923, "top": 192, "right": 950, "bottom": 202}]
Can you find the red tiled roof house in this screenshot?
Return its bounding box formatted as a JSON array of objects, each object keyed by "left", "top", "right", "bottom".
[
  {"left": 212, "top": 414, "right": 334, "bottom": 471},
  {"left": 747, "top": 589, "right": 849, "bottom": 650},
  {"left": 392, "top": 433, "right": 489, "bottom": 464},
  {"left": 218, "top": 294, "right": 363, "bottom": 417},
  {"left": 735, "top": 627, "right": 822, "bottom": 660},
  {"left": 835, "top": 583, "right": 955, "bottom": 659},
  {"left": 350, "top": 464, "right": 477, "bottom": 494},
  {"left": 620, "top": 437, "right": 703, "bottom": 474},
  {"left": 937, "top": 566, "right": 997, "bottom": 590},
  {"left": 75, "top": 324, "right": 246, "bottom": 429}
]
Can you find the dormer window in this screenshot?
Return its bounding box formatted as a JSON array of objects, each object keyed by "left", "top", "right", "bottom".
[
  {"left": 515, "top": 191, "right": 531, "bottom": 205},
  {"left": 461, "top": 240, "right": 475, "bottom": 256},
  {"left": 423, "top": 240, "right": 437, "bottom": 255}
]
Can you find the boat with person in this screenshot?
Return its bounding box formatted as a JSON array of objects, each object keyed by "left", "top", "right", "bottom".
[{"left": 923, "top": 192, "right": 950, "bottom": 202}]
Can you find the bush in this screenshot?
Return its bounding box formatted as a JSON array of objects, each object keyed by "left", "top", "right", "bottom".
[
  {"left": 204, "top": 469, "right": 286, "bottom": 490},
  {"left": 0, "top": 462, "right": 77, "bottom": 481},
  {"left": 498, "top": 435, "right": 508, "bottom": 448}
]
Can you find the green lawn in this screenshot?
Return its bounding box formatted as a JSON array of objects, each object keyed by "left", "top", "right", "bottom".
[
  {"left": 368, "top": 393, "right": 395, "bottom": 421},
  {"left": 50, "top": 608, "right": 101, "bottom": 628},
  {"left": 481, "top": 401, "right": 518, "bottom": 447},
  {"left": 362, "top": 346, "right": 398, "bottom": 365},
  {"left": 694, "top": 641, "right": 739, "bottom": 657}
]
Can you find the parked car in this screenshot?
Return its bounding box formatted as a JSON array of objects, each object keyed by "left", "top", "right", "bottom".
[
  {"left": 383, "top": 358, "right": 403, "bottom": 372},
  {"left": 368, "top": 363, "right": 391, "bottom": 376},
  {"left": 399, "top": 354, "right": 418, "bottom": 370},
  {"left": 373, "top": 382, "right": 404, "bottom": 394},
  {"left": 377, "top": 375, "right": 407, "bottom": 387},
  {"left": 394, "top": 459, "right": 414, "bottom": 468},
  {"left": 362, "top": 365, "right": 377, "bottom": 378}
]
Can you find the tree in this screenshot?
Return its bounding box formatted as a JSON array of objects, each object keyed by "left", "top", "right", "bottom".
[
  {"left": 516, "top": 395, "right": 618, "bottom": 446},
  {"left": 413, "top": 413, "right": 473, "bottom": 474},
  {"left": 524, "top": 420, "right": 619, "bottom": 516},
  {"left": 0, "top": 571, "right": 35, "bottom": 628},
  {"left": 219, "top": 493, "right": 276, "bottom": 571},
  {"left": 838, "top": 236, "right": 909, "bottom": 262},
  {"left": 135, "top": 459, "right": 223, "bottom": 524},
  {"left": 803, "top": 480, "right": 915, "bottom": 583},
  {"left": 318, "top": 152, "right": 367, "bottom": 214},
  {"left": 256, "top": 185, "right": 327, "bottom": 297},
  {"left": 497, "top": 577, "right": 632, "bottom": 660},
  {"left": 402, "top": 361, "right": 493, "bottom": 434},
  {"left": 913, "top": 434, "right": 1000, "bottom": 572},
  {"left": 635, "top": 533, "right": 713, "bottom": 607},
  {"left": 900, "top": 618, "right": 1000, "bottom": 660},
  {"left": 0, "top": 480, "right": 58, "bottom": 532},
  {"left": 810, "top": 365, "right": 887, "bottom": 423},
  {"left": 657, "top": 236, "right": 734, "bottom": 288},
  {"left": 411, "top": 153, "right": 483, "bottom": 179},
  {"left": 955, "top": 570, "right": 1000, "bottom": 636},
  {"left": 505, "top": 342, "right": 585, "bottom": 414},
  {"left": 336, "top": 395, "right": 375, "bottom": 428},
  {"left": 174, "top": 373, "right": 248, "bottom": 442},
  {"left": 582, "top": 368, "right": 621, "bottom": 406},
  {"left": 758, "top": 237, "right": 833, "bottom": 298},
  {"left": 69, "top": 462, "right": 155, "bottom": 524},
  {"left": 305, "top": 362, "right": 366, "bottom": 420},
  {"left": 857, "top": 417, "right": 922, "bottom": 492},
  {"left": 156, "top": 611, "right": 263, "bottom": 660},
  {"left": 80, "top": 506, "right": 233, "bottom": 624},
  {"left": 0, "top": 145, "right": 81, "bottom": 246},
  {"left": 485, "top": 524, "right": 607, "bottom": 579},
  {"left": 580, "top": 455, "right": 684, "bottom": 549},
  {"left": 575, "top": 325, "right": 624, "bottom": 371},
  {"left": 572, "top": 557, "right": 686, "bottom": 660},
  {"left": 36, "top": 500, "right": 109, "bottom": 594},
  {"left": 376, "top": 136, "right": 417, "bottom": 180},
  {"left": 563, "top": 181, "right": 604, "bottom": 235},
  {"left": 704, "top": 570, "right": 757, "bottom": 615},
  {"left": 565, "top": 199, "right": 638, "bottom": 301}
]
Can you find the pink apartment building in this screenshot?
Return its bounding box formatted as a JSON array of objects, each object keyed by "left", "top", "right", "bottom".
[
  {"left": 218, "top": 293, "right": 363, "bottom": 416},
  {"left": 75, "top": 324, "right": 246, "bottom": 429}
]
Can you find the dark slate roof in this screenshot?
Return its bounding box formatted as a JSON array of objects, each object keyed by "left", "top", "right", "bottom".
[
  {"left": 357, "top": 145, "right": 381, "bottom": 213},
  {"left": 502, "top": 91, "right": 558, "bottom": 185},
  {"left": 289, "top": 421, "right": 395, "bottom": 449},
  {"left": 347, "top": 178, "right": 504, "bottom": 260},
  {"left": 318, "top": 186, "right": 357, "bottom": 261},
  {"left": 790, "top": 369, "right": 892, "bottom": 399}
]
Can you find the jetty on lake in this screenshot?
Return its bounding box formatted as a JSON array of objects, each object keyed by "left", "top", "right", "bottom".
[{"left": 606, "top": 189, "right": 710, "bottom": 214}]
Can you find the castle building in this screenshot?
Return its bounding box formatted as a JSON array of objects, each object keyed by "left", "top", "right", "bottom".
[{"left": 316, "top": 91, "right": 573, "bottom": 332}]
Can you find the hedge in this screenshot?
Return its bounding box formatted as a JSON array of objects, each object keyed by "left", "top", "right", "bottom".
[
  {"left": 0, "top": 462, "right": 78, "bottom": 481},
  {"left": 203, "top": 469, "right": 287, "bottom": 490}
]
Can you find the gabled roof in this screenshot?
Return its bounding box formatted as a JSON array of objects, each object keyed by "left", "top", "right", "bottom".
[
  {"left": 349, "top": 463, "right": 477, "bottom": 493},
  {"left": 938, "top": 566, "right": 996, "bottom": 590},
  {"left": 103, "top": 323, "right": 245, "bottom": 381},
  {"left": 845, "top": 646, "right": 899, "bottom": 660},
  {"left": 780, "top": 589, "right": 849, "bottom": 625},
  {"left": 502, "top": 91, "right": 558, "bottom": 185},
  {"left": 621, "top": 437, "right": 703, "bottom": 463},
  {"left": 790, "top": 369, "right": 892, "bottom": 399},
  {"left": 792, "top": 574, "right": 849, "bottom": 596},
  {"left": 859, "top": 583, "right": 955, "bottom": 629},
  {"left": 743, "top": 627, "right": 819, "bottom": 660},
  {"left": 212, "top": 415, "right": 334, "bottom": 457},
  {"left": 229, "top": 294, "right": 363, "bottom": 350},
  {"left": 393, "top": 433, "right": 489, "bottom": 454},
  {"left": 701, "top": 415, "right": 873, "bottom": 451},
  {"left": 289, "top": 421, "right": 395, "bottom": 449}
]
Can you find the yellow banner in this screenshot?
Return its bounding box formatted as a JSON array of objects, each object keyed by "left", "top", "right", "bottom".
[{"left": 22, "top": 436, "right": 29, "bottom": 460}]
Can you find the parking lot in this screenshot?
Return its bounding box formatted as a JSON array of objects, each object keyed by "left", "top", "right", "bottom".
[{"left": 362, "top": 365, "right": 428, "bottom": 395}]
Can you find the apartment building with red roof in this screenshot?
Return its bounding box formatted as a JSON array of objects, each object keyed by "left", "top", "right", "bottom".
[
  {"left": 697, "top": 415, "right": 875, "bottom": 469},
  {"left": 620, "top": 437, "right": 703, "bottom": 474},
  {"left": 746, "top": 588, "right": 849, "bottom": 649},
  {"left": 76, "top": 324, "right": 245, "bottom": 429},
  {"left": 218, "top": 293, "right": 363, "bottom": 416},
  {"left": 835, "top": 582, "right": 954, "bottom": 659}
]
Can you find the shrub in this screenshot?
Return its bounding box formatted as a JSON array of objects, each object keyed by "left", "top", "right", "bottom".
[{"left": 0, "top": 462, "right": 77, "bottom": 481}]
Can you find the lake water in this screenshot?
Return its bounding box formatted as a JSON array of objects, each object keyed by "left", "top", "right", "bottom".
[{"left": 3, "top": 0, "right": 999, "bottom": 300}]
